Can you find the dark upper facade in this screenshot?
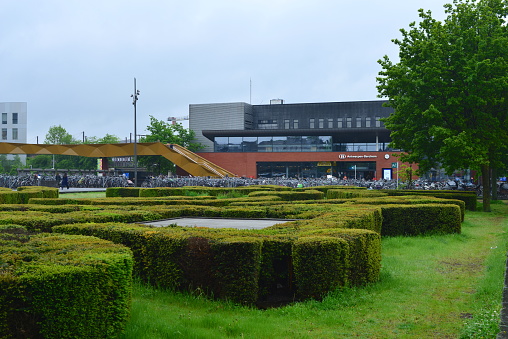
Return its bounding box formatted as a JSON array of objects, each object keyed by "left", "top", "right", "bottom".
[{"left": 190, "top": 100, "right": 395, "bottom": 153}]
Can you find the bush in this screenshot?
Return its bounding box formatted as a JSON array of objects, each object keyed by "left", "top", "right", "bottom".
[
  {"left": 248, "top": 190, "right": 325, "bottom": 201},
  {"left": 210, "top": 238, "right": 263, "bottom": 304},
  {"left": 380, "top": 204, "right": 462, "bottom": 236},
  {"left": 0, "top": 231, "right": 133, "bottom": 339},
  {"left": 293, "top": 236, "right": 349, "bottom": 299},
  {"left": 106, "top": 187, "right": 140, "bottom": 197},
  {"left": 1, "top": 185, "right": 465, "bottom": 306},
  {"left": 384, "top": 190, "right": 477, "bottom": 211},
  {"left": 326, "top": 189, "right": 388, "bottom": 199}
]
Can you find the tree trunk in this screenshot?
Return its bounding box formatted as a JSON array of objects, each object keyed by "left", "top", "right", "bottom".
[
  {"left": 482, "top": 164, "right": 491, "bottom": 212},
  {"left": 491, "top": 167, "right": 498, "bottom": 200}
]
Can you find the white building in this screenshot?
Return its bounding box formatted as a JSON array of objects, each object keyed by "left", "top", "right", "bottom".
[{"left": 0, "top": 102, "right": 27, "bottom": 162}]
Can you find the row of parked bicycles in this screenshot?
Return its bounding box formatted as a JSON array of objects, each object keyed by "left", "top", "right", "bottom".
[
  {"left": 0, "top": 174, "right": 131, "bottom": 189},
  {"left": 1, "top": 174, "right": 507, "bottom": 198}
]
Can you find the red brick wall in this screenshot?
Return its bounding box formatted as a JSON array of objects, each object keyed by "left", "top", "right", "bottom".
[{"left": 196, "top": 151, "right": 417, "bottom": 179}]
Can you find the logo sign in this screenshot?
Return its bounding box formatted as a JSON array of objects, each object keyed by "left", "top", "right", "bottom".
[
  {"left": 338, "top": 154, "right": 347, "bottom": 160},
  {"left": 391, "top": 162, "right": 398, "bottom": 168}
]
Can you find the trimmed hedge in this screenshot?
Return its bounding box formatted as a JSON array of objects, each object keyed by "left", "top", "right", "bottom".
[
  {"left": 293, "top": 236, "right": 349, "bottom": 299},
  {"left": 345, "top": 196, "right": 466, "bottom": 221},
  {"left": 248, "top": 190, "right": 325, "bottom": 201},
  {"left": 0, "top": 185, "right": 468, "bottom": 306},
  {"left": 106, "top": 187, "right": 141, "bottom": 197},
  {"left": 326, "top": 189, "right": 388, "bottom": 199},
  {"left": 383, "top": 190, "right": 477, "bottom": 211},
  {"left": 380, "top": 204, "right": 462, "bottom": 236},
  {"left": 210, "top": 237, "right": 262, "bottom": 304},
  {"left": 106, "top": 185, "right": 291, "bottom": 198},
  {"left": 0, "top": 186, "right": 58, "bottom": 204},
  {"left": 0, "top": 229, "right": 133, "bottom": 339}
]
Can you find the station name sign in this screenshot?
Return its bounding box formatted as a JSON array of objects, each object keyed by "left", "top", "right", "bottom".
[{"left": 338, "top": 154, "right": 378, "bottom": 160}]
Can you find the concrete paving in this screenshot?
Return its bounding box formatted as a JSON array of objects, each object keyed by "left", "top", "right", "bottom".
[{"left": 140, "top": 217, "right": 293, "bottom": 230}]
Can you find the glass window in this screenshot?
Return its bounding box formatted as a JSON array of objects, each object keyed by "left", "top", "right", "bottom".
[
  {"left": 337, "top": 118, "right": 343, "bottom": 128},
  {"left": 12, "top": 113, "right": 18, "bottom": 124},
  {"left": 214, "top": 137, "right": 229, "bottom": 152},
  {"left": 2, "top": 128, "right": 7, "bottom": 140},
  {"left": 365, "top": 117, "right": 371, "bottom": 128},
  {"left": 286, "top": 136, "right": 302, "bottom": 152},
  {"left": 272, "top": 136, "right": 286, "bottom": 152},
  {"left": 258, "top": 120, "right": 278, "bottom": 129},
  {"left": 375, "top": 116, "right": 381, "bottom": 127},
  {"left": 318, "top": 119, "right": 324, "bottom": 128},
  {"left": 242, "top": 137, "right": 258, "bottom": 152},
  {"left": 228, "top": 137, "right": 242, "bottom": 152},
  {"left": 345, "top": 143, "right": 354, "bottom": 151},
  {"left": 328, "top": 118, "right": 333, "bottom": 128},
  {"left": 284, "top": 119, "right": 290, "bottom": 129},
  {"left": 366, "top": 143, "right": 377, "bottom": 151},
  {"left": 309, "top": 118, "right": 315, "bottom": 128},
  {"left": 2, "top": 113, "right": 6, "bottom": 124},
  {"left": 12, "top": 128, "right": 18, "bottom": 140},
  {"left": 317, "top": 136, "right": 332, "bottom": 151},
  {"left": 346, "top": 117, "right": 352, "bottom": 128},
  {"left": 258, "top": 136, "right": 273, "bottom": 152},
  {"left": 293, "top": 119, "right": 299, "bottom": 129},
  {"left": 302, "top": 136, "right": 320, "bottom": 151},
  {"left": 355, "top": 143, "right": 365, "bottom": 151},
  {"left": 356, "top": 117, "right": 362, "bottom": 127}
]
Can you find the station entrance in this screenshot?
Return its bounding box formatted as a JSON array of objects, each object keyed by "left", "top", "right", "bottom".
[{"left": 256, "top": 161, "right": 377, "bottom": 179}]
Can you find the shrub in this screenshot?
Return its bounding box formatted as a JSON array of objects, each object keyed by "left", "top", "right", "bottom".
[
  {"left": 0, "top": 231, "right": 133, "bottom": 339},
  {"left": 248, "top": 190, "right": 325, "bottom": 201},
  {"left": 326, "top": 189, "right": 388, "bottom": 199},
  {"left": 106, "top": 187, "right": 140, "bottom": 197},
  {"left": 383, "top": 190, "right": 477, "bottom": 211},
  {"left": 380, "top": 204, "right": 462, "bottom": 236},
  {"left": 293, "top": 236, "right": 349, "bottom": 299}
]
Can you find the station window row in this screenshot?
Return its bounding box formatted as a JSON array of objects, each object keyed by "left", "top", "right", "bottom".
[
  {"left": 214, "top": 136, "right": 394, "bottom": 153},
  {"left": 257, "top": 117, "right": 383, "bottom": 129}
]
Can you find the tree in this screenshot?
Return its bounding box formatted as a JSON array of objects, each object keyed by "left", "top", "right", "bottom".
[
  {"left": 44, "top": 125, "right": 78, "bottom": 145},
  {"left": 86, "top": 134, "right": 121, "bottom": 144},
  {"left": 42, "top": 126, "right": 121, "bottom": 170},
  {"left": 138, "top": 115, "right": 204, "bottom": 175},
  {"left": 377, "top": 0, "right": 508, "bottom": 212},
  {"left": 0, "top": 155, "right": 23, "bottom": 174}
]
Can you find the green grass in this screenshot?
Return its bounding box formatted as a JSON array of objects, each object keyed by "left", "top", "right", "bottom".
[
  {"left": 118, "top": 202, "right": 508, "bottom": 338},
  {"left": 58, "top": 191, "right": 106, "bottom": 199}
]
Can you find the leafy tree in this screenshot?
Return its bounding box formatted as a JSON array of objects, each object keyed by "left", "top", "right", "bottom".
[
  {"left": 0, "top": 155, "right": 23, "bottom": 174},
  {"left": 41, "top": 126, "right": 121, "bottom": 170},
  {"left": 27, "top": 155, "right": 52, "bottom": 169},
  {"left": 377, "top": 0, "right": 508, "bottom": 211},
  {"left": 138, "top": 115, "right": 204, "bottom": 175},
  {"left": 44, "top": 125, "right": 78, "bottom": 145},
  {"left": 86, "top": 134, "right": 121, "bottom": 144}
]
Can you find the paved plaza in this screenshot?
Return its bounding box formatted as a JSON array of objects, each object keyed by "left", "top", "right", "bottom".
[{"left": 141, "top": 217, "right": 293, "bottom": 230}]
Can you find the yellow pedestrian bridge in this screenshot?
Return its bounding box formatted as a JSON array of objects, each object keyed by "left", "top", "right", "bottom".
[{"left": 0, "top": 142, "right": 236, "bottom": 178}]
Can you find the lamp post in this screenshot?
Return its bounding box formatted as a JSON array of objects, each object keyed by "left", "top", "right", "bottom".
[{"left": 131, "top": 78, "right": 140, "bottom": 186}]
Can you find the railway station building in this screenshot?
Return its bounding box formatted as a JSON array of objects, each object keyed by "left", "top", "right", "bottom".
[{"left": 190, "top": 100, "right": 411, "bottom": 180}]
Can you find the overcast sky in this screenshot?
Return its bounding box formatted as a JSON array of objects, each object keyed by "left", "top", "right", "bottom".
[{"left": 1, "top": 0, "right": 448, "bottom": 144}]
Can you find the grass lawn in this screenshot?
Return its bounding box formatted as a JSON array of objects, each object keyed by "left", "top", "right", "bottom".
[
  {"left": 58, "top": 191, "right": 106, "bottom": 199},
  {"left": 114, "top": 200, "right": 507, "bottom": 338}
]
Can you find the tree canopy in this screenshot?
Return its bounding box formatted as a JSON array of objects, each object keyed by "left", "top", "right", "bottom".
[
  {"left": 377, "top": 0, "right": 508, "bottom": 211},
  {"left": 29, "top": 126, "right": 121, "bottom": 171},
  {"left": 44, "top": 125, "right": 78, "bottom": 145},
  {"left": 138, "top": 115, "right": 203, "bottom": 175}
]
